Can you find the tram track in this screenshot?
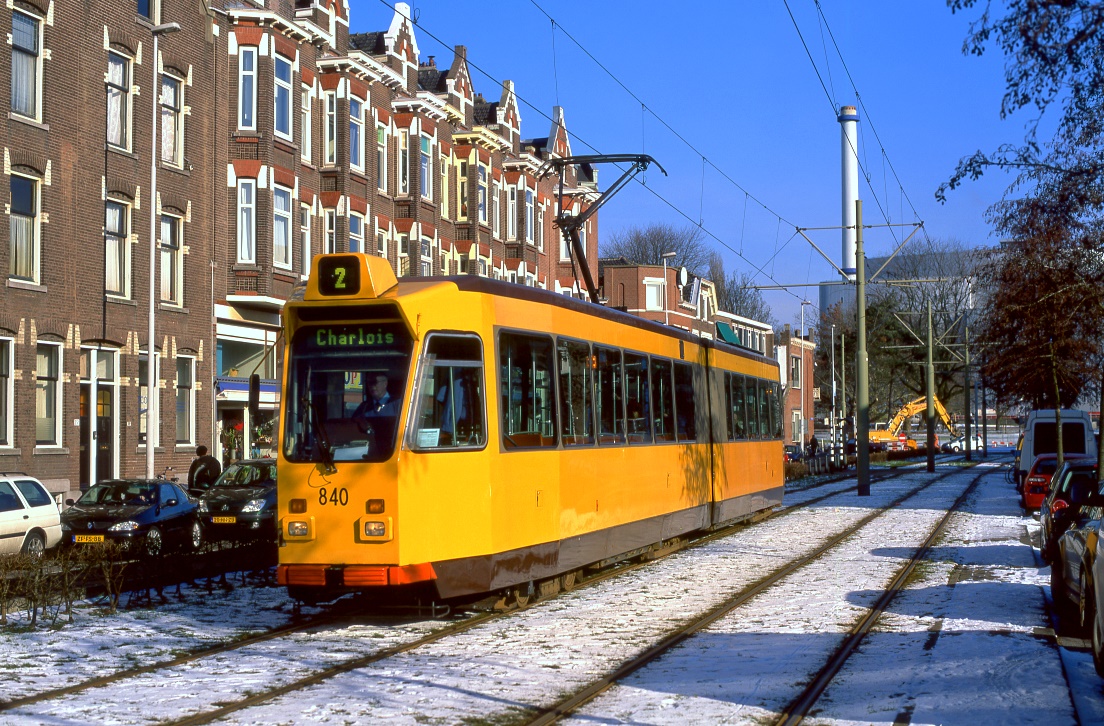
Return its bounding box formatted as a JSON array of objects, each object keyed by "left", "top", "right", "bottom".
[{"left": 1, "top": 460, "right": 966, "bottom": 723}]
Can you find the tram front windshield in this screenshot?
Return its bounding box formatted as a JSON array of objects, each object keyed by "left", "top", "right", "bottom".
[{"left": 283, "top": 322, "right": 414, "bottom": 463}]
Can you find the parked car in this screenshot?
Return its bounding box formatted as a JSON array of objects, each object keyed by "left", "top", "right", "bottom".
[
  {"left": 0, "top": 474, "right": 61, "bottom": 556},
  {"left": 1040, "top": 461, "right": 1099, "bottom": 563},
  {"left": 1023, "top": 453, "right": 1091, "bottom": 511},
  {"left": 1016, "top": 409, "right": 1098, "bottom": 490},
  {"left": 197, "top": 459, "right": 277, "bottom": 543},
  {"left": 941, "top": 434, "right": 985, "bottom": 454},
  {"left": 1053, "top": 474, "right": 1104, "bottom": 635},
  {"left": 61, "top": 479, "right": 202, "bottom": 557}
]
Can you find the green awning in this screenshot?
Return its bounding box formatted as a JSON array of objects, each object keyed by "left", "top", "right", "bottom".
[{"left": 717, "top": 322, "right": 741, "bottom": 346}]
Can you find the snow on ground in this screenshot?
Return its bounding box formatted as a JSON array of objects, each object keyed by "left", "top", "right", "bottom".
[{"left": 3, "top": 457, "right": 1099, "bottom": 725}]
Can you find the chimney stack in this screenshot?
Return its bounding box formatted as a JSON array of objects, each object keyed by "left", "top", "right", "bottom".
[{"left": 838, "top": 105, "right": 860, "bottom": 281}]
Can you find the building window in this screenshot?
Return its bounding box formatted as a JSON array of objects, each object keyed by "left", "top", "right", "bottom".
[
  {"left": 349, "top": 97, "right": 363, "bottom": 170},
  {"left": 10, "top": 174, "right": 38, "bottom": 283},
  {"left": 138, "top": 353, "right": 159, "bottom": 447},
  {"left": 420, "top": 238, "right": 432, "bottom": 276},
  {"left": 35, "top": 343, "right": 60, "bottom": 446},
  {"left": 300, "top": 85, "right": 312, "bottom": 162},
  {"left": 458, "top": 161, "right": 468, "bottom": 219},
  {"left": 537, "top": 207, "right": 544, "bottom": 252},
  {"left": 398, "top": 130, "right": 410, "bottom": 194},
  {"left": 349, "top": 213, "right": 364, "bottom": 253},
  {"left": 238, "top": 47, "right": 257, "bottom": 130},
  {"left": 376, "top": 124, "right": 387, "bottom": 192},
  {"left": 237, "top": 179, "right": 255, "bottom": 264},
  {"left": 492, "top": 182, "right": 500, "bottom": 238},
  {"left": 107, "top": 53, "right": 130, "bottom": 149},
  {"left": 398, "top": 233, "right": 409, "bottom": 257},
  {"left": 377, "top": 228, "right": 387, "bottom": 257},
  {"left": 507, "top": 186, "right": 517, "bottom": 240},
  {"left": 324, "top": 92, "right": 337, "bottom": 165},
  {"left": 420, "top": 136, "right": 432, "bottom": 200},
  {"left": 160, "top": 75, "right": 183, "bottom": 166},
  {"left": 300, "top": 203, "right": 311, "bottom": 277},
  {"left": 790, "top": 356, "right": 802, "bottom": 389},
  {"left": 440, "top": 153, "right": 449, "bottom": 219},
  {"left": 137, "top": 0, "right": 154, "bottom": 20},
  {"left": 176, "top": 357, "right": 194, "bottom": 445},
  {"left": 478, "top": 166, "right": 488, "bottom": 224},
  {"left": 105, "top": 201, "right": 129, "bottom": 296},
  {"left": 274, "top": 55, "right": 292, "bottom": 140},
  {"left": 160, "top": 214, "right": 182, "bottom": 305},
  {"left": 791, "top": 410, "right": 802, "bottom": 443},
  {"left": 324, "top": 210, "right": 336, "bottom": 254},
  {"left": 644, "top": 281, "right": 663, "bottom": 312},
  {"left": 0, "top": 339, "right": 10, "bottom": 447},
  {"left": 11, "top": 11, "right": 40, "bottom": 120},
  {"left": 525, "top": 189, "right": 534, "bottom": 244},
  {"left": 274, "top": 186, "right": 293, "bottom": 268}
]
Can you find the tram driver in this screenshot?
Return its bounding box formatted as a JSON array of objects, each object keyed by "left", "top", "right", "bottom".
[{"left": 352, "top": 374, "right": 400, "bottom": 449}]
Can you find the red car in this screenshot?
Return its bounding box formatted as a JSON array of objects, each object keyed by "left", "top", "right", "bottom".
[{"left": 1023, "top": 453, "right": 1090, "bottom": 511}]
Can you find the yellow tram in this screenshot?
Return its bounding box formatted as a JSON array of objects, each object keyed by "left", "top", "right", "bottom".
[{"left": 275, "top": 253, "right": 784, "bottom": 602}]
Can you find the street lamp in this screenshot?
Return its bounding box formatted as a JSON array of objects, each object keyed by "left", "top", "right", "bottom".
[
  {"left": 800, "top": 299, "right": 812, "bottom": 448},
  {"left": 145, "top": 21, "right": 181, "bottom": 478},
  {"left": 661, "top": 251, "right": 677, "bottom": 325}
]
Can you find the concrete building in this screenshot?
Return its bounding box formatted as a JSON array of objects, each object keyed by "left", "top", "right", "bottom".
[{"left": 0, "top": 0, "right": 600, "bottom": 501}]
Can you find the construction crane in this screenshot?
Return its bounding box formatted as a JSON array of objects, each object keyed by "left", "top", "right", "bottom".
[{"left": 870, "top": 395, "right": 956, "bottom": 450}]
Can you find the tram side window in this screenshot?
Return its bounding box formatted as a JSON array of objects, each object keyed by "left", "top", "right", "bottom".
[
  {"left": 409, "top": 334, "right": 485, "bottom": 450},
  {"left": 757, "top": 378, "right": 771, "bottom": 440},
  {"left": 673, "top": 362, "right": 696, "bottom": 442},
  {"left": 558, "top": 338, "right": 595, "bottom": 446},
  {"left": 767, "top": 381, "right": 783, "bottom": 439},
  {"left": 744, "top": 375, "right": 760, "bottom": 438},
  {"left": 594, "top": 346, "right": 625, "bottom": 445},
  {"left": 650, "top": 357, "right": 675, "bottom": 442},
  {"left": 724, "top": 372, "right": 734, "bottom": 441},
  {"left": 732, "top": 373, "right": 747, "bottom": 440},
  {"left": 500, "top": 332, "right": 557, "bottom": 449},
  {"left": 624, "top": 352, "right": 651, "bottom": 444}
]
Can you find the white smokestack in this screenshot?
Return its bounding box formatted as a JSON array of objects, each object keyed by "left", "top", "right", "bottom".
[{"left": 839, "top": 105, "right": 859, "bottom": 281}]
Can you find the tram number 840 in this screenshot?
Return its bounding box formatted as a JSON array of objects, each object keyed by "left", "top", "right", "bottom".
[{"left": 319, "top": 487, "right": 349, "bottom": 506}]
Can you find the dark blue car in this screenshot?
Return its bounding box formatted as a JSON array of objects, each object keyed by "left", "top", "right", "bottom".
[
  {"left": 198, "top": 459, "right": 278, "bottom": 543},
  {"left": 62, "top": 479, "right": 202, "bottom": 557}
]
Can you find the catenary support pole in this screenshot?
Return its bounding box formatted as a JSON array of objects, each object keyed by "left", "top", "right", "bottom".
[
  {"left": 856, "top": 200, "right": 870, "bottom": 496},
  {"left": 964, "top": 317, "right": 972, "bottom": 462},
  {"left": 926, "top": 299, "right": 935, "bottom": 473}
]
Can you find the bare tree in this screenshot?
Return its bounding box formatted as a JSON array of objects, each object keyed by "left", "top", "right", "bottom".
[
  {"left": 707, "top": 253, "right": 776, "bottom": 326},
  {"left": 600, "top": 223, "right": 711, "bottom": 275}
]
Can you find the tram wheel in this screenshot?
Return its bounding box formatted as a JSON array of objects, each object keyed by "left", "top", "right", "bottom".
[
  {"left": 512, "top": 581, "right": 535, "bottom": 608},
  {"left": 561, "top": 570, "right": 578, "bottom": 592}
]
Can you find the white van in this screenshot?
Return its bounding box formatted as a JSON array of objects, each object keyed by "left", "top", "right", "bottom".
[
  {"left": 0, "top": 474, "right": 62, "bottom": 555},
  {"left": 1016, "top": 409, "right": 1099, "bottom": 485}
]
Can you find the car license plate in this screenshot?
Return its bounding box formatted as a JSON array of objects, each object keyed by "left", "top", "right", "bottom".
[
  {"left": 212, "top": 516, "right": 236, "bottom": 524},
  {"left": 74, "top": 534, "right": 104, "bottom": 543}
]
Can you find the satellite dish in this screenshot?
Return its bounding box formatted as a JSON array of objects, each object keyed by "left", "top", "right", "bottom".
[{"left": 678, "top": 267, "right": 688, "bottom": 287}]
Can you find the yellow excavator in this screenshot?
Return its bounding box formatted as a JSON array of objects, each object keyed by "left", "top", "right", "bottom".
[{"left": 869, "top": 396, "right": 956, "bottom": 450}]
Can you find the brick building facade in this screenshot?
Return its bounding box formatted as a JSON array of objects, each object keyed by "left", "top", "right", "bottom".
[{"left": 0, "top": 0, "right": 601, "bottom": 501}]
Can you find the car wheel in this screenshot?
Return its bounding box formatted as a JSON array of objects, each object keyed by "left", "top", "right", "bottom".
[
  {"left": 144, "top": 526, "right": 163, "bottom": 557},
  {"left": 190, "top": 520, "right": 203, "bottom": 551},
  {"left": 21, "top": 531, "right": 45, "bottom": 557}
]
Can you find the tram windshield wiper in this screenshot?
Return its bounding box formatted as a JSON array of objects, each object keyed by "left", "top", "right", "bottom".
[{"left": 303, "top": 397, "right": 337, "bottom": 474}]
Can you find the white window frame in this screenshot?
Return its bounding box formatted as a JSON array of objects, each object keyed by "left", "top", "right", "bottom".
[
  {"left": 238, "top": 47, "right": 257, "bottom": 131},
  {"left": 376, "top": 123, "right": 388, "bottom": 192},
  {"left": 324, "top": 91, "right": 337, "bottom": 165},
  {"left": 419, "top": 237, "right": 432, "bottom": 276},
  {"left": 420, "top": 135, "right": 432, "bottom": 200},
  {"left": 324, "top": 209, "right": 336, "bottom": 254},
  {"left": 160, "top": 73, "right": 184, "bottom": 167},
  {"left": 273, "top": 185, "right": 293, "bottom": 269},
  {"left": 160, "top": 213, "right": 184, "bottom": 306},
  {"left": 0, "top": 338, "right": 12, "bottom": 448},
  {"left": 507, "top": 185, "right": 517, "bottom": 240},
  {"left": 107, "top": 52, "right": 131, "bottom": 151},
  {"left": 300, "top": 84, "right": 312, "bottom": 162},
  {"left": 525, "top": 188, "right": 534, "bottom": 244},
  {"left": 9, "top": 172, "right": 40, "bottom": 284},
  {"left": 790, "top": 356, "right": 802, "bottom": 389},
  {"left": 644, "top": 280, "right": 663, "bottom": 311},
  {"left": 299, "top": 202, "right": 311, "bottom": 279},
  {"left": 376, "top": 227, "right": 387, "bottom": 258},
  {"left": 440, "top": 152, "right": 449, "bottom": 219},
  {"left": 492, "top": 181, "right": 500, "bottom": 238},
  {"left": 175, "top": 355, "right": 195, "bottom": 446},
  {"left": 11, "top": 10, "right": 42, "bottom": 122},
  {"left": 35, "top": 342, "right": 62, "bottom": 447},
  {"left": 105, "top": 199, "right": 131, "bottom": 298},
  {"left": 274, "top": 55, "right": 293, "bottom": 140},
  {"left": 458, "top": 160, "right": 468, "bottom": 220},
  {"left": 398, "top": 130, "right": 410, "bottom": 195},
  {"left": 138, "top": 351, "right": 160, "bottom": 449},
  {"left": 349, "top": 212, "right": 364, "bottom": 253},
  {"left": 791, "top": 410, "right": 802, "bottom": 443},
  {"left": 237, "top": 179, "right": 256, "bottom": 264},
  {"left": 349, "top": 96, "right": 364, "bottom": 171},
  {"left": 478, "top": 165, "right": 488, "bottom": 224},
  {"left": 537, "top": 206, "right": 544, "bottom": 252}
]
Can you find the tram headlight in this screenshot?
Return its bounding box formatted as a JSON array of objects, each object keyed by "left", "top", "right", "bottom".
[
  {"left": 363, "top": 521, "right": 386, "bottom": 537},
  {"left": 287, "top": 521, "right": 309, "bottom": 537}
]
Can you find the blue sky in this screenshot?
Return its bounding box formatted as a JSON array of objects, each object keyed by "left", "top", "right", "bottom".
[{"left": 351, "top": 1, "right": 1019, "bottom": 326}]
